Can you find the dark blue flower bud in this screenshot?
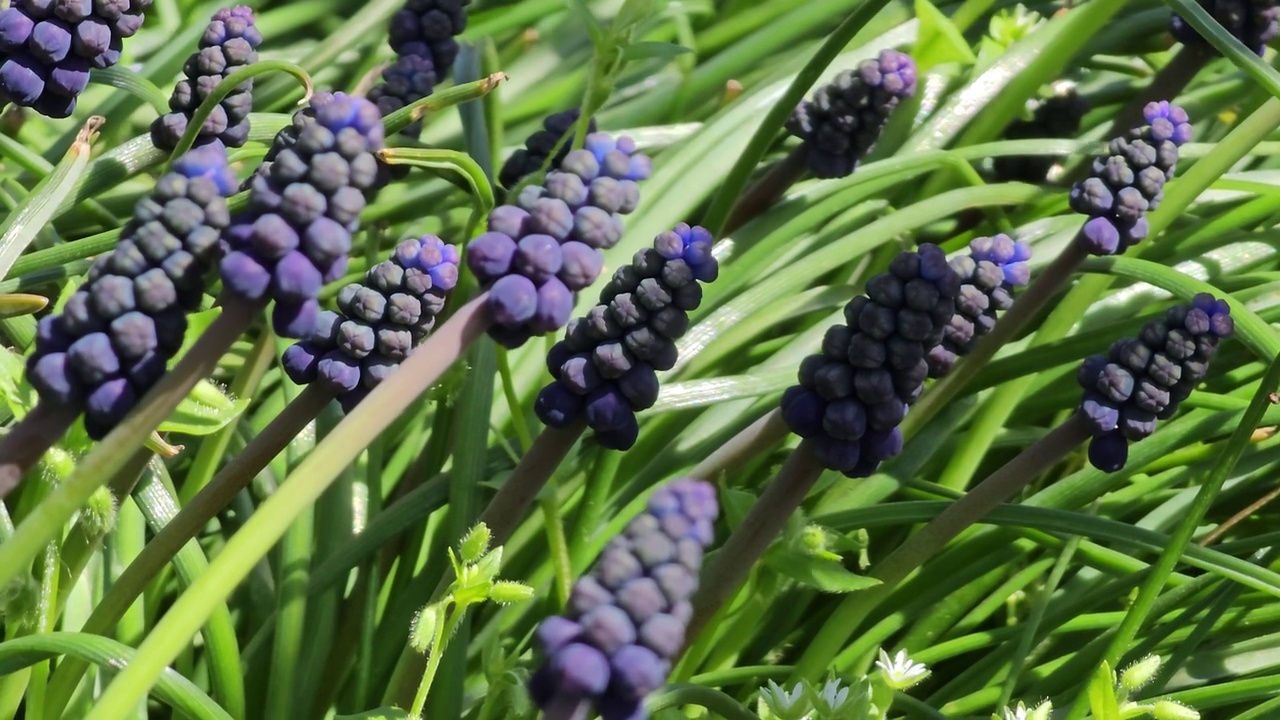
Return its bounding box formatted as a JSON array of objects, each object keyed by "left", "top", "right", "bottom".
[
  {"left": 500, "top": 109, "right": 599, "bottom": 188},
  {"left": 1172, "top": 0, "right": 1278, "bottom": 56}
]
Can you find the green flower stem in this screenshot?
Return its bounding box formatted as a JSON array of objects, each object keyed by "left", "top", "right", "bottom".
[
  {"left": 83, "top": 295, "right": 490, "bottom": 720},
  {"left": 0, "top": 296, "right": 259, "bottom": 591},
  {"left": 791, "top": 414, "right": 1091, "bottom": 680},
  {"left": 0, "top": 402, "right": 82, "bottom": 499},
  {"left": 721, "top": 146, "right": 808, "bottom": 236},
  {"left": 382, "top": 73, "right": 508, "bottom": 137},
  {"left": 408, "top": 602, "right": 465, "bottom": 718},
  {"left": 180, "top": 328, "right": 277, "bottom": 503},
  {"left": 902, "top": 240, "right": 1088, "bottom": 440},
  {"left": 571, "top": 447, "right": 623, "bottom": 569},
  {"left": 539, "top": 490, "right": 573, "bottom": 609},
  {"left": 686, "top": 440, "right": 825, "bottom": 644},
  {"left": 1062, "top": 355, "right": 1280, "bottom": 720},
  {"left": 645, "top": 683, "right": 760, "bottom": 719},
  {"left": 700, "top": 0, "right": 891, "bottom": 235}
]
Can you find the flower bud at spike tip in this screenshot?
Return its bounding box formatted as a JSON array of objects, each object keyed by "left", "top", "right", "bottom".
[
  {"left": 530, "top": 478, "right": 718, "bottom": 720},
  {"left": 1172, "top": 0, "right": 1278, "bottom": 56},
  {"left": 1075, "top": 294, "right": 1233, "bottom": 472},
  {"left": 27, "top": 144, "right": 234, "bottom": 439},
  {"left": 786, "top": 49, "right": 917, "bottom": 179},
  {"left": 500, "top": 109, "right": 598, "bottom": 189},
  {"left": 1070, "top": 102, "right": 1191, "bottom": 256},
  {"left": 535, "top": 224, "right": 719, "bottom": 451},
  {"left": 0, "top": 0, "right": 155, "bottom": 117},
  {"left": 926, "top": 235, "right": 1032, "bottom": 378},
  {"left": 369, "top": 0, "right": 471, "bottom": 137},
  {"left": 151, "top": 6, "right": 261, "bottom": 150},
  {"left": 221, "top": 92, "right": 386, "bottom": 338},
  {"left": 281, "top": 235, "right": 460, "bottom": 411},
  {"left": 467, "top": 131, "right": 652, "bottom": 349},
  {"left": 782, "top": 244, "right": 961, "bottom": 477}
]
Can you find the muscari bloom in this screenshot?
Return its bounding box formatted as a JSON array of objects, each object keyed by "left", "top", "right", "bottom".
[
  {"left": 368, "top": 0, "right": 469, "bottom": 135},
  {"left": 0, "top": 0, "right": 153, "bottom": 117},
  {"left": 281, "top": 235, "right": 459, "bottom": 412},
  {"left": 781, "top": 244, "right": 961, "bottom": 477},
  {"left": 1069, "top": 101, "right": 1192, "bottom": 256},
  {"left": 992, "top": 83, "right": 1089, "bottom": 183},
  {"left": 151, "top": 5, "right": 261, "bottom": 151},
  {"left": 534, "top": 224, "right": 719, "bottom": 451},
  {"left": 1077, "top": 293, "right": 1233, "bottom": 472},
  {"left": 925, "top": 235, "right": 1031, "bottom": 378},
  {"left": 499, "top": 108, "right": 597, "bottom": 189},
  {"left": 219, "top": 92, "right": 386, "bottom": 338},
  {"left": 27, "top": 144, "right": 235, "bottom": 438},
  {"left": 785, "top": 49, "right": 917, "bottom": 179},
  {"left": 466, "top": 131, "right": 652, "bottom": 349},
  {"left": 1172, "top": 0, "right": 1279, "bottom": 56},
  {"left": 529, "top": 478, "right": 718, "bottom": 720}
]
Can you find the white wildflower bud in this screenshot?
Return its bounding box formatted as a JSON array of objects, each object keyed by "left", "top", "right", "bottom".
[
  {"left": 459, "top": 522, "right": 492, "bottom": 564},
  {"left": 80, "top": 486, "right": 118, "bottom": 538},
  {"left": 1153, "top": 700, "right": 1200, "bottom": 720},
  {"left": 1120, "top": 655, "right": 1163, "bottom": 691},
  {"left": 409, "top": 604, "right": 441, "bottom": 653},
  {"left": 488, "top": 580, "right": 534, "bottom": 605}
]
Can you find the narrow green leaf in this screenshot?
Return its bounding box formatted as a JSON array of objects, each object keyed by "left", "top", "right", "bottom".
[
  {"left": 912, "top": 0, "right": 978, "bottom": 71},
  {"left": 89, "top": 66, "right": 170, "bottom": 116},
  {"left": 623, "top": 41, "right": 694, "bottom": 62},
  {"left": 766, "top": 551, "right": 882, "bottom": 594},
  {"left": 1088, "top": 661, "right": 1121, "bottom": 720}
]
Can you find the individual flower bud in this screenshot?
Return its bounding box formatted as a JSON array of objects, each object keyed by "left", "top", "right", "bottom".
[
  {"left": 786, "top": 49, "right": 917, "bottom": 178},
  {"left": 1076, "top": 294, "right": 1232, "bottom": 472},
  {"left": 25, "top": 143, "right": 234, "bottom": 439},
  {"left": 151, "top": 6, "right": 261, "bottom": 150},
  {"left": 1070, "top": 102, "right": 1192, "bottom": 255},
  {"left": 535, "top": 225, "right": 718, "bottom": 450},
  {"left": 499, "top": 108, "right": 598, "bottom": 188},
  {"left": 530, "top": 479, "right": 717, "bottom": 719},
  {"left": 1119, "top": 655, "right": 1162, "bottom": 691}
]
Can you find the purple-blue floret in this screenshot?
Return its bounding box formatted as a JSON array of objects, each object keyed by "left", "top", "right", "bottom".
[
  {"left": 499, "top": 108, "right": 598, "bottom": 189},
  {"left": 529, "top": 478, "right": 718, "bottom": 720},
  {"left": 220, "top": 92, "right": 386, "bottom": 337},
  {"left": 781, "top": 244, "right": 961, "bottom": 477},
  {"left": 1076, "top": 293, "right": 1233, "bottom": 472},
  {"left": 26, "top": 144, "right": 234, "bottom": 438},
  {"left": 366, "top": 53, "right": 437, "bottom": 136},
  {"left": 786, "top": 49, "right": 917, "bottom": 179},
  {"left": 151, "top": 5, "right": 261, "bottom": 151},
  {"left": 534, "top": 224, "right": 718, "bottom": 451},
  {"left": 1172, "top": 0, "right": 1279, "bottom": 56},
  {"left": 0, "top": 0, "right": 154, "bottom": 117},
  {"left": 1069, "top": 101, "right": 1191, "bottom": 256},
  {"left": 926, "top": 235, "right": 1032, "bottom": 378},
  {"left": 281, "top": 234, "right": 459, "bottom": 412},
  {"left": 468, "top": 131, "right": 651, "bottom": 349}
]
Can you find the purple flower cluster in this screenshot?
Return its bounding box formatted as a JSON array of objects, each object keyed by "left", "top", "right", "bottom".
[
  {"left": 499, "top": 108, "right": 597, "bottom": 189},
  {"left": 26, "top": 145, "right": 235, "bottom": 438},
  {"left": 281, "top": 235, "right": 459, "bottom": 412},
  {"left": 0, "top": 0, "right": 153, "bottom": 117},
  {"left": 529, "top": 478, "right": 718, "bottom": 720},
  {"left": 781, "top": 244, "right": 961, "bottom": 477},
  {"left": 785, "top": 49, "right": 917, "bottom": 179},
  {"left": 466, "top": 132, "right": 652, "bottom": 349},
  {"left": 368, "top": 0, "right": 469, "bottom": 135},
  {"left": 150, "top": 6, "right": 261, "bottom": 151},
  {"left": 219, "top": 92, "right": 386, "bottom": 338},
  {"left": 925, "top": 235, "right": 1032, "bottom": 378},
  {"left": 1172, "top": 0, "right": 1279, "bottom": 56},
  {"left": 993, "top": 85, "right": 1090, "bottom": 183},
  {"left": 1077, "top": 294, "right": 1233, "bottom": 473},
  {"left": 1070, "top": 101, "right": 1192, "bottom": 256},
  {"left": 534, "top": 224, "right": 719, "bottom": 451}
]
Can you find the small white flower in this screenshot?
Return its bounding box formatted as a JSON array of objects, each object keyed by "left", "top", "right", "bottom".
[
  {"left": 812, "top": 678, "right": 850, "bottom": 713},
  {"left": 759, "top": 679, "right": 810, "bottom": 720},
  {"left": 875, "top": 648, "right": 930, "bottom": 690},
  {"left": 1001, "top": 700, "right": 1052, "bottom": 720}
]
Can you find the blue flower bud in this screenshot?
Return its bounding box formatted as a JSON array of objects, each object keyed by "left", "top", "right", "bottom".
[{"left": 1172, "top": 0, "right": 1278, "bottom": 56}]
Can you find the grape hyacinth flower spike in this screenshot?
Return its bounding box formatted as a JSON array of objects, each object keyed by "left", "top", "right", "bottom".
[
  {"left": 993, "top": 83, "right": 1090, "bottom": 183},
  {"left": 2, "top": 142, "right": 234, "bottom": 478},
  {"left": 368, "top": 0, "right": 470, "bottom": 135},
  {"left": 0, "top": 0, "right": 153, "bottom": 117},
  {"left": 782, "top": 243, "right": 962, "bottom": 477},
  {"left": 1172, "top": 0, "right": 1279, "bottom": 56},
  {"left": 220, "top": 91, "right": 386, "bottom": 338},
  {"left": 529, "top": 478, "right": 718, "bottom": 720},
  {"left": 151, "top": 5, "right": 262, "bottom": 151},
  {"left": 1077, "top": 294, "right": 1234, "bottom": 472},
  {"left": 535, "top": 223, "right": 720, "bottom": 450},
  {"left": 499, "top": 108, "right": 598, "bottom": 189},
  {"left": 1071, "top": 101, "right": 1192, "bottom": 256},
  {"left": 786, "top": 49, "right": 918, "bottom": 179},
  {"left": 467, "top": 131, "right": 652, "bottom": 349},
  {"left": 926, "top": 235, "right": 1032, "bottom": 378},
  {"left": 282, "top": 234, "right": 460, "bottom": 412}
]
